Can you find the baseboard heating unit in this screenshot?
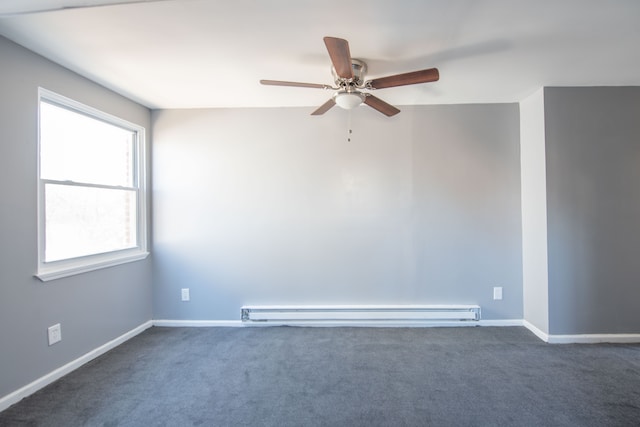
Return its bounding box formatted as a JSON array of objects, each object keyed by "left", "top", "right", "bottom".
[{"left": 241, "top": 305, "right": 481, "bottom": 326}]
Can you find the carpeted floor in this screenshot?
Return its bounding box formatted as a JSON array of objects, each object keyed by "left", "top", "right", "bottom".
[{"left": 1, "top": 326, "right": 639, "bottom": 426}]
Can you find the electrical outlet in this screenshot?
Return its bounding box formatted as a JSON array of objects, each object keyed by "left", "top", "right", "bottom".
[
  {"left": 493, "top": 287, "right": 503, "bottom": 301},
  {"left": 48, "top": 323, "right": 61, "bottom": 346},
  {"left": 181, "top": 288, "right": 190, "bottom": 302}
]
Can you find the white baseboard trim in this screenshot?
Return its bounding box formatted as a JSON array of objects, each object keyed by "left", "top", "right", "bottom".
[
  {"left": 523, "top": 320, "right": 640, "bottom": 343},
  {"left": 153, "top": 319, "right": 244, "bottom": 327},
  {"left": 0, "top": 320, "right": 153, "bottom": 413},
  {"left": 478, "top": 319, "right": 523, "bottom": 327},
  {"left": 523, "top": 320, "right": 550, "bottom": 342},
  {"left": 154, "top": 319, "right": 523, "bottom": 328},
  {"left": 546, "top": 333, "right": 640, "bottom": 344}
]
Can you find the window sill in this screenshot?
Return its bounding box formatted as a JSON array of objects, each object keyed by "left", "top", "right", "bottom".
[{"left": 35, "top": 251, "right": 150, "bottom": 282}]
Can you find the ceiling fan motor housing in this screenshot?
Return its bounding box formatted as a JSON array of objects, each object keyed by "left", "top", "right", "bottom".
[{"left": 332, "top": 59, "right": 367, "bottom": 89}]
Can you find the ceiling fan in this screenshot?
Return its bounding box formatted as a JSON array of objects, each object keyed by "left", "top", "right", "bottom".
[{"left": 260, "top": 36, "right": 439, "bottom": 117}]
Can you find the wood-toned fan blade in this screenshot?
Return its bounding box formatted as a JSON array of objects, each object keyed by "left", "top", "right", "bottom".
[
  {"left": 260, "top": 80, "right": 331, "bottom": 89},
  {"left": 323, "top": 37, "right": 353, "bottom": 79},
  {"left": 364, "top": 94, "right": 400, "bottom": 117},
  {"left": 368, "top": 68, "right": 439, "bottom": 89},
  {"left": 311, "top": 98, "right": 336, "bottom": 115}
]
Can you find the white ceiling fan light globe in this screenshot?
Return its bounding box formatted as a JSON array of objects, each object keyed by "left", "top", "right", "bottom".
[{"left": 334, "top": 91, "right": 365, "bottom": 109}]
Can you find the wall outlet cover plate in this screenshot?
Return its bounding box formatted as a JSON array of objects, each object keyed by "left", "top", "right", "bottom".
[{"left": 48, "top": 323, "right": 61, "bottom": 346}]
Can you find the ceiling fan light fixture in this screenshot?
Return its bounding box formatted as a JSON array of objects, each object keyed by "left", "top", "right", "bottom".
[{"left": 334, "top": 91, "right": 365, "bottom": 110}]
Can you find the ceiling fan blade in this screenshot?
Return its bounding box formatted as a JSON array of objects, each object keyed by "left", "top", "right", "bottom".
[
  {"left": 323, "top": 37, "right": 354, "bottom": 79},
  {"left": 311, "top": 99, "right": 336, "bottom": 115},
  {"left": 367, "top": 68, "right": 439, "bottom": 89},
  {"left": 364, "top": 95, "right": 401, "bottom": 117},
  {"left": 260, "top": 80, "right": 332, "bottom": 89}
]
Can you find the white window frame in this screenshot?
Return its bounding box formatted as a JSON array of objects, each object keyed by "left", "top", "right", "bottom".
[{"left": 36, "top": 88, "right": 149, "bottom": 281}]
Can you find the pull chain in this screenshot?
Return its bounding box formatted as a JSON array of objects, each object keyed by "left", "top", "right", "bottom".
[{"left": 347, "top": 109, "right": 353, "bottom": 142}]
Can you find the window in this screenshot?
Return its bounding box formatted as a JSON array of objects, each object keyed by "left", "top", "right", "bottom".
[{"left": 36, "top": 88, "right": 148, "bottom": 281}]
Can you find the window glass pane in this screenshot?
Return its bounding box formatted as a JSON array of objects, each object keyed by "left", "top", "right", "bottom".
[
  {"left": 45, "top": 184, "right": 137, "bottom": 262},
  {"left": 40, "top": 101, "right": 135, "bottom": 187}
]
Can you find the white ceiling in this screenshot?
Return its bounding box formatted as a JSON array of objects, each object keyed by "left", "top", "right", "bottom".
[{"left": 1, "top": 0, "right": 639, "bottom": 110}]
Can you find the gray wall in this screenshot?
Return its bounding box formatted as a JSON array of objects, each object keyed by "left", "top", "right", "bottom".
[
  {"left": 152, "top": 104, "right": 522, "bottom": 321},
  {"left": 0, "top": 36, "right": 153, "bottom": 398},
  {"left": 544, "top": 87, "right": 640, "bottom": 335}
]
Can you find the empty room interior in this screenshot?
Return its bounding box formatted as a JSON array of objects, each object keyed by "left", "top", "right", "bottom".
[{"left": 1, "top": 0, "right": 640, "bottom": 425}]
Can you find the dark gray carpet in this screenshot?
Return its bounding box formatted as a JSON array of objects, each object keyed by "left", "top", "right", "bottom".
[{"left": 1, "top": 326, "right": 639, "bottom": 426}]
